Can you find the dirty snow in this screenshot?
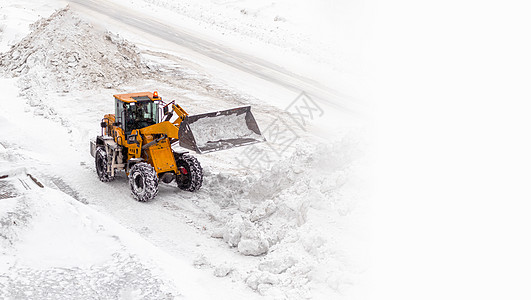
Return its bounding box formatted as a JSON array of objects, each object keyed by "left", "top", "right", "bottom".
[{"left": 0, "top": 8, "right": 144, "bottom": 91}]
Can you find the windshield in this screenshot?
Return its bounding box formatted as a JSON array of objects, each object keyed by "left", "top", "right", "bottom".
[{"left": 122, "top": 101, "right": 158, "bottom": 133}]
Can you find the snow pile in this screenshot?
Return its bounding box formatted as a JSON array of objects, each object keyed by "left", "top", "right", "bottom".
[
  {"left": 0, "top": 0, "right": 64, "bottom": 52},
  {"left": 0, "top": 165, "right": 211, "bottom": 299},
  {"left": 0, "top": 7, "right": 144, "bottom": 92},
  {"left": 204, "top": 135, "right": 365, "bottom": 297},
  {"left": 0, "top": 182, "right": 167, "bottom": 298}
]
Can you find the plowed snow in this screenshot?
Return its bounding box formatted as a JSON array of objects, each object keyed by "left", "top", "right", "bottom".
[{"left": 0, "top": 8, "right": 144, "bottom": 91}]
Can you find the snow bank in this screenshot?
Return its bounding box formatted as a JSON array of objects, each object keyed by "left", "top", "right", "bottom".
[
  {"left": 204, "top": 135, "right": 365, "bottom": 298},
  {"left": 0, "top": 0, "right": 64, "bottom": 52},
  {"left": 0, "top": 166, "right": 209, "bottom": 299},
  {"left": 0, "top": 7, "right": 144, "bottom": 92}
]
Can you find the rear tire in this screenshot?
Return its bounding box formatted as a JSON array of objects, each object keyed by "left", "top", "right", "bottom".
[
  {"left": 174, "top": 153, "right": 203, "bottom": 192},
  {"left": 95, "top": 147, "right": 114, "bottom": 182},
  {"left": 129, "top": 162, "right": 159, "bottom": 201}
]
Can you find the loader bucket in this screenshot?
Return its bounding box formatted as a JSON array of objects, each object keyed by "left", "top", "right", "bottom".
[{"left": 178, "top": 106, "right": 265, "bottom": 153}]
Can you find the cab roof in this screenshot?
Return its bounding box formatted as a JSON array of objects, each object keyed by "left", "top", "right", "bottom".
[{"left": 113, "top": 92, "right": 160, "bottom": 103}]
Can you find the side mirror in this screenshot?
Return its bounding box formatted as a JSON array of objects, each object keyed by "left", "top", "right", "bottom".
[
  {"left": 163, "top": 105, "right": 169, "bottom": 115},
  {"left": 100, "top": 122, "right": 107, "bottom": 128}
]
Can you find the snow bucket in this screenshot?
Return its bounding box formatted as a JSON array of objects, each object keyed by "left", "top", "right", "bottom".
[{"left": 178, "top": 106, "right": 266, "bottom": 153}]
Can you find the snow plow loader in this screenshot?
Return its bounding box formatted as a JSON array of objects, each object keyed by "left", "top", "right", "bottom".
[{"left": 90, "top": 91, "right": 265, "bottom": 201}]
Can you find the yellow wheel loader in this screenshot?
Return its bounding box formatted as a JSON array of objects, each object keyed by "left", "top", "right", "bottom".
[{"left": 90, "top": 91, "right": 265, "bottom": 201}]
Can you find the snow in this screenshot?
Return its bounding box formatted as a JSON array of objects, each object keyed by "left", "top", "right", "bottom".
[
  {"left": 91, "top": 0, "right": 357, "bottom": 92},
  {"left": 0, "top": 1, "right": 366, "bottom": 299},
  {"left": 0, "top": 0, "right": 65, "bottom": 52},
  {"left": 67, "top": 0, "right": 362, "bottom": 114},
  {"left": 0, "top": 165, "right": 209, "bottom": 298},
  {"left": 14, "top": 189, "right": 121, "bottom": 270},
  {"left": 188, "top": 112, "right": 263, "bottom": 148}
]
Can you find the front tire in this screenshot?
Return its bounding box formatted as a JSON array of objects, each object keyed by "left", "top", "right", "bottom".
[
  {"left": 129, "top": 162, "right": 159, "bottom": 202},
  {"left": 95, "top": 147, "right": 114, "bottom": 182},
  {"left": 174, "top": 153, "right": 203, "bottom": 192}
]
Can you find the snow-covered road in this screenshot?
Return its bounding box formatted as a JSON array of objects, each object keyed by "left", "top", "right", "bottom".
[{"left": 68, "top": 0, "right": 359, "bottom": 113}]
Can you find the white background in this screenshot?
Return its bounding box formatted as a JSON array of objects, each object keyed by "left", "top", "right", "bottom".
[{"left": 366, "top": 0, "right": 531, "bottom": 298}]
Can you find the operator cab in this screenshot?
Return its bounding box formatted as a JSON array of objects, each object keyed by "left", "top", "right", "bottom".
[{"left": 113, "top": 92, "right": 161, "bottom": 134}]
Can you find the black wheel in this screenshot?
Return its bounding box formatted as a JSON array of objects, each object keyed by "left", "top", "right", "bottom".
[
  {"left": 174, "top": 153, "right": 203, "bottom": 192},
  {"left": 129, "top": 162, "right": 159, "bottom": 202},
  {"left": 95, "top": 147, "right": 114, "bottom": 182}
]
